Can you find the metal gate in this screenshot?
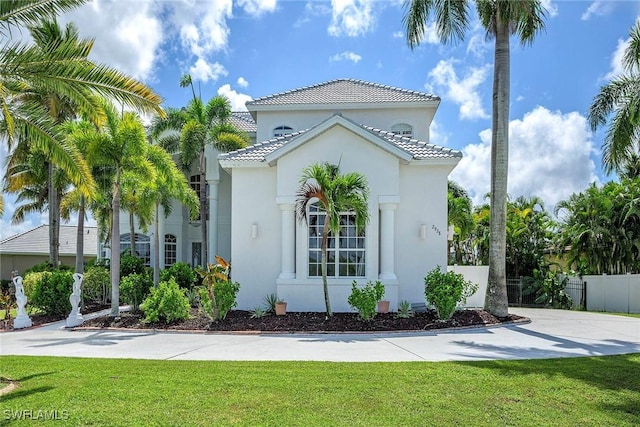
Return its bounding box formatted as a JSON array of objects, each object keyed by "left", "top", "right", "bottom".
[{"left": 507, "top": 276, "right": 587, "bottom": 309}]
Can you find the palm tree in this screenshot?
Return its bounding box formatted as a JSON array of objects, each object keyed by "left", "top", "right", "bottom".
[
  {"left": 295, "top": 162, "right": 369, "bottom": 317},
  {"left": 70, "top": 100, "right": 152, "bottom": 316},
  {"left": 1, "top": 0, "right": 165, "bottom": 211},
  {"left": 588, "top": 21, "right": 640, "bottom": 175},
  {"left": 404, "top": 0, "right": 547, "bottom": 317},
  {"left": 447, "top": 180, "right": 474, "bottom": 263},
  {"left": 149, "top": 75, "right": 248, "bottom": 267}
]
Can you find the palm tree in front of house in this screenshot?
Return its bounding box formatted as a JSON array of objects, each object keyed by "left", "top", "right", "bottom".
[
  {"left": 149, "top": 75, "right": 248, "bottom": 267},
  {"left": 404, "top": 0, "right": 547, "bottom": 317},
  {"left": 295, "top": 163, "right": 369, "bottom": 317},
  {"left": 588, "top": 21, "right": 640, "bottom": 176}
]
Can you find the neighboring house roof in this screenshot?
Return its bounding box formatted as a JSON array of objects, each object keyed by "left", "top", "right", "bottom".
[
  {"left": 246, "top": 78, "right": 439, "bottom": 110},
  {"left": 219, "top": 114, "right": 461, "bottom": 167},
  {"left": 230, "top": 111, "right": 257, "bottom": 133},
  {"left": 0, "top": 225, "right": 98, "bottom": 256}
]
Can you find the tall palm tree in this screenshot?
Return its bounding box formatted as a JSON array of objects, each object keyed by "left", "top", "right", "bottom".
[
  {"left": 1, "top": 0, "right": 165, "bottom": 208},
  {"left": 149, "top": 75, "right": 248, "bottom": 267},
  {"left": 588, "top": 21, "right": 640, "bottom": 175},
  {"left": 295, "top": 162, "right": 369, "bottom": 317},
  {"left": 404, "top": 0, "right": 546, "bottom": 317},
  {"left": 70, "top": 100, "right": 152, "bottom": 316},
  {"left": 447, "top": 180, "right": 474, "bottom": 263}
]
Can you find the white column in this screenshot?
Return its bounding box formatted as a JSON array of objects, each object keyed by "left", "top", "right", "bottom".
[
  {"left": 278, "top": 201, "right": 296, "bottom": 279},
  {"left": 158, "top": 205, "right": 165, "bottom": 269},
  {"left": 208, "top": 179, "right": 219, "bottom": 263},
  {"left": 379, "top": 202, "right": 397, "bottom": 281}
]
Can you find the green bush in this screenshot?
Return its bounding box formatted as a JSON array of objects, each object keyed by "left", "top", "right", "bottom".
[
  {"left": 160, "top": 262, "right": 196, "bottom": 289},
  {"left": 199, "top": 280, "right": 240, "bottom": 322},
  {"left": 22, "top": 271, "right": 51, "bottom": 300},
  {"left": 24, "top": 261, "right": 73, "bottom": 275},
  {"left": 120, "top": 250, "right": 145, "bottom": 278},
  {"left": 30, "top": 270, "right": 74, "bottom": 315},
  {"left": 424, "top": 266, "right": 478, "bottom": 321},
  {"left": 347, "top": 280, "right": 385, "bottom": 321},
  {"left": 82, "top": 266, "right": 111, "bottom": 304},
  {"left": 120, "top": 273, "right": 153, "bottom": 309},
  {"left": 140, "top": 278, "right": 190, "bottom": 324}
]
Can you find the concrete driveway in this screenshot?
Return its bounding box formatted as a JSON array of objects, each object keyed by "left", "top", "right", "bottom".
[{"left": 1, "top": 308, "right": 638, "bottom": 362}]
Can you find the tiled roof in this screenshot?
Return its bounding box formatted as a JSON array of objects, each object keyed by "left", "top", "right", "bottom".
[
  {"left": 0, "top": 225, "right": 98, "bottom": 256},
  {"left": 247, "top": 79, "right": 439, "bottom": 107},
  {"left": 230, "top": 111, "right": 257, "bottom": 133},
  {"left": 219, "top": 121, "right": 460, "bottom": 163}
]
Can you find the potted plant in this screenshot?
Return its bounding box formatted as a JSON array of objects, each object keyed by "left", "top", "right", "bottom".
[
  {"left": 377, "top": 299, "right": 390, "bottom": 314},
  {"left": 275, "top": 298, "right": 287, "bottom": 316}
]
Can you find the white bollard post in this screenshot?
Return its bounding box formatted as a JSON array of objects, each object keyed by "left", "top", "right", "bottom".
[
  {"left": 13, "top": 276, "right": 32, "bottom": 329},
  {"left": 66, "top": 273, "right": 84, "bottom": 327}
]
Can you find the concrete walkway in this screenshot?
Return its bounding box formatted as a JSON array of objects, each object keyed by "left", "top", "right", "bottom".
[{"left": 1, "top": 308, "right": 638, "bottom": 362}]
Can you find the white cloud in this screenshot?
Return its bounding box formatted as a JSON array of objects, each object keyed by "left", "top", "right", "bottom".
[
  {"left": 604, "top": 37, "right": 630, "bottom": 80},
  {"left": 237, "top": 0, "right": 277, "bottom": 17},
  {"left": 237, "top": 77, "right": 249, "bottom": 88},
  {"left": 328, "top": 0, "right": 374, "bottom": 37},
  {"left": 429, "top": 119, "right": 449, "bottom": 146},
  {"left": 329, "top": 51, "right": 362, "bottom": 63},
  {"left": 581, "top": 1, "right": 612, "bottom": 21},
  {"left": 539, "top": 0, "right": 558, "bottom": 18},
  {"left": 392, "top": 31, "right": 403, "bottom": 39},
  {"left": 428, "top": 59, "right": 490, "bottom": 120},
  {"left": 63, "top": 0, "right": 163, "bottom": 81},
  {"left": 189, "top": 59, "right": 228, "bottom": 83},
  {"left": 450, "top": 106, "right": 599, "bottom": 213},
  {"left": 516, "top": 95, "right": 525, "bottom": 102},
  {"left": 217, "top": 84, "right": 253, "bottom": 111}
]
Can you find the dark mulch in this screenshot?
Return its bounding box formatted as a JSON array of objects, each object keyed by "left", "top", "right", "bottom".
[
  {"left": 0, "top": 303, "right": 109, "bottom": 332},
  {"left": 80, "top": 308, "right": 525, "bottom": 333}
]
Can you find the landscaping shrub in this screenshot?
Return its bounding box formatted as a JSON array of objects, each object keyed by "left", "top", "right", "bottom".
[
  {"left": 30, "top": 270, "right": 74, "bottom": 315},
  {"left": 22, "top": 272, "right": 51, "bottom": 300},
  {"left": 24, "top": 261, "right": 73, "bottom": 274},
  {"left": 140, "top": 278, "right": 190, "bottom": 324},
  {"left": 120, "top": 273, "right": 153, "bottom": 309},
  {"left": 120, "top": 250, "right": 145, "bottom": 278},
  {"left": 424, "top": 266, "right": 478, "bottom": 321},
  {"left": 82, "top": 266, "right": 111, "bottom": 305},
  {"left": 524, "top": 269, "right": 573, "bottom": 309},
  {"left": 160, "top": 262, "right": 196, "bottom": 289},
  {"left": 347, "top": 280, "right": 385, "bottom": 321},
  {"left": 197, "top": 257, "right": 239, "bottom": 322}
]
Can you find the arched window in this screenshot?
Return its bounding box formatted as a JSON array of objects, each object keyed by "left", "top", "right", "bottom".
[
  {"left": 119, "top": 233, "right": 151, "bottom": 266},
  {"left": 307, "top": 202, "right": 365, "bottom": 278},
  {"left": 164, "top": 234, "right": 177, "bottom": 267},
  {"left": 273, "top": 125, "right": 294, "bottom": 137},
  {"left": 391, "top": 123, "right": 413, "bottom": 138}
]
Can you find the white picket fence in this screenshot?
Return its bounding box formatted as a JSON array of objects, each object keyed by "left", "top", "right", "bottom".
[{"left": 584, "top": 274, "right": 640, "bottom": 314}]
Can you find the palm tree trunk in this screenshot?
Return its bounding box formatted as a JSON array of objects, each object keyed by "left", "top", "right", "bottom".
[
  {"left": 199, "top": 151, "right": 208, "bottom": 268},
  {"left": 75, "top": 196, "right": 85, "bottom": 273},
  {"left": 321, "top": 218, "right": 332, "bottom": 317},
  {"left": 110, "top": 168, "right": 121, "bottom": 317},
  {"left": 48, "top": 162, "right": 60, "bottom": 267},
  {"left": 153, "top": 203, "right": 160, "bottom": 287},
  {"left": 130, "top": 211, "right": 136, "bottom": 256},
  {"left": 485, "top": 15, "right": 510, "bottom": 317}
]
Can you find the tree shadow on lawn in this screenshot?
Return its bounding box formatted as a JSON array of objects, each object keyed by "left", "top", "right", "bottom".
[{"left": 463, "top": 353, "right": 640, "bottom": 424}]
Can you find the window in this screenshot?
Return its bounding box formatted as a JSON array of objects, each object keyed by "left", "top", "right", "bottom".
[
  {"left": 308, "top": 202, "right": 365, "bottom": 277},
  {"left": 119, "top": 233, "right": 151, "bottom": 266},
  {"left": 189, "top": 175, "right": 208, "bottom": 221},
  {"left": 273, "top": 125, "right": 293, "bottom": 137},
  {"left": 391, "top": 123, "right": 413, "bottom": 138},
  {"left": 164, "top": 234, "right": 177, "bottom": 267}
]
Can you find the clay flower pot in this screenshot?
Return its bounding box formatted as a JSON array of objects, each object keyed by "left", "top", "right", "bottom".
[
  {"left": 275, "top": 301, "right": 287, "bottom": 316},
  {"left": 377, "top": 300, "right": 390, "bottom": 313}
]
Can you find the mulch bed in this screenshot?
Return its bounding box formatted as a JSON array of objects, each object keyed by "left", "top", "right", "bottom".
[
  {"left": 0, "top": 303, "right": 109, "bottom": 332},
  {"left": 79, "top": 308, "right": 526, "bottom": 333}
]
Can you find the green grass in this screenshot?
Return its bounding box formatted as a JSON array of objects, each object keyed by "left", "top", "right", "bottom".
[
  {"left": 0, "top": 307, "right": 42, "bottom": 320},
  {"left": 1, "top": 355, "right": 639, "bottom": 426}
]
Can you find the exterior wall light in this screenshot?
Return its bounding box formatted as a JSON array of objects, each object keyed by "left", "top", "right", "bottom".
[
  {"left": 251, "top": 223, "right": 258, "bottom": 239},
  {"left": 419, "top": 224, "right": 427, "bottom": 240}
]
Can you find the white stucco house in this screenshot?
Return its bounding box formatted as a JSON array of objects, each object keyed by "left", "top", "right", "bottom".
[{"left": 120, "top": 79, "right": 462, "bottom": 312}]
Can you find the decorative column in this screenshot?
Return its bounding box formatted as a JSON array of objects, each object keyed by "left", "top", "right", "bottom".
[
  {"left": 379, "top": 198, "right": 398, "bottom": 281},
  {"left": 208, "top": 179, "right": 219, "bottom": 263},
  {"left": 277, "top": 198, "right": 296, "bottom": 279}
]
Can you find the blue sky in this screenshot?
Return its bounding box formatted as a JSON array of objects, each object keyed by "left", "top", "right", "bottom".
[{"left": 1, "top": 0, "right": 639, "bottom": 239}]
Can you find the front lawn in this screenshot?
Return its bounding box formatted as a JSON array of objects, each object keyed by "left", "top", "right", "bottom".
[{"left": 1, "top": 355, "right": 638, "bottom": 425}]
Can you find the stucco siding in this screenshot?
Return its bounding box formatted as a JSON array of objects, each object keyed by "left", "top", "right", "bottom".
[{"left": 230, "top": 167, "right": 280, "bottom": 309}]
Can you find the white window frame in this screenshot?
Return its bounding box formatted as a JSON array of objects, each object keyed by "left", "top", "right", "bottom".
[
  {"left": 391, "top": 123, "right": 413, "bottom": 138},
  {"left": 273, "top": 125, "right": 294, "bottom": 137},
  {"left": 119, "top": 233, "right": 151, "bottom": 266},
  {"left": 307, "top": 201, "right": 366, "bottom": 278},
  {"left": 164, "top": 234, "right": 177, "bottom": 267}
]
